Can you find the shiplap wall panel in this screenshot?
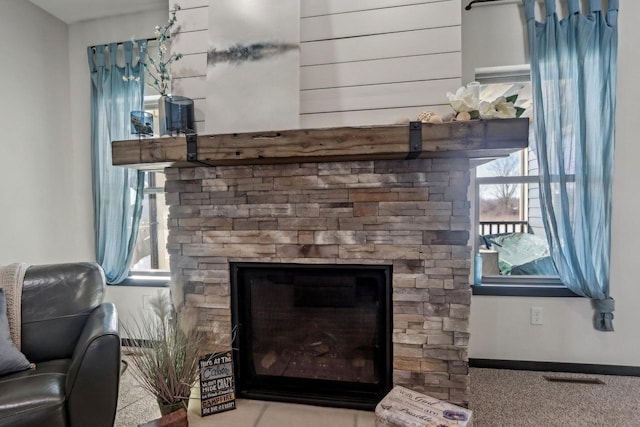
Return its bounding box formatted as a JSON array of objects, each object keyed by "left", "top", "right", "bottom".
[
  {"left": 172, "top": 53, "right": 206, "bottom": 78},
  {"left": 301, "top": 1, "right": 460, "bottom": 42},
  {"left": 169, "top": 1, "right": 462, "bottom": 130},
  {"left": 193, "top": 121, "right": 205, "bottom": 133},
  {"left": 171, "top": 30, "right": 208, "bottom": 55},
  {"left": 168, "top": 3, "right": 208, "bottom": 134},
  {"left": 300, "top": 104, "right": 452, "bottom": 128},
  {"left": 301, "top": 0, "right": 445, "bottom": 17},
  {"left": 171, "top": 75, "right": 206, "bottom": 99},
  {"left": 173, "top": 6, "right": 208, "bottom": 33},
  {"left": 301, "top": 78, "right": 459, "bottom": 114},
  {"left": 175, "top": 0, "right": 209, "bottom": 8},
  {"left": 301, "top": 52, "right": 461, "bottom": 90},
  {"left": 194, "top": 98, "right": 206, "bottom": 122},
  {"left": 300, "top": 0, "right": 461, "bottom": 127},
  {"left": 301, "top": 26, "right": 461, "bottom": 66}
]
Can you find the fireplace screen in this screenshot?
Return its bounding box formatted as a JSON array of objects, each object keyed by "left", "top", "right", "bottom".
[{"left": 231, "top": 263, "right": 392, "bottom": 409}]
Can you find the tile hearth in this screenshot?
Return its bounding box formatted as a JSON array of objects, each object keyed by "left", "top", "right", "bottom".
[{"left": 115, "top": 355, "right": 373, "bottom": 427}]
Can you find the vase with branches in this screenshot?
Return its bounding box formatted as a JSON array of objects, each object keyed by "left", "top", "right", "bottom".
[
  {"left": 141, "top": 4, "right": 183, "bottom": 97},
  {"left": 140, "top": 4, "right": 183, "bottom": 136}
]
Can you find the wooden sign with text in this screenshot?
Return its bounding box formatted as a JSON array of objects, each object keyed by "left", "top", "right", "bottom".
[{"left": 199, "top": 351, "right": 236, "bottom": 416}]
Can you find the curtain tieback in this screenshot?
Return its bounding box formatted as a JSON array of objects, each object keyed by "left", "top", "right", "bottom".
[{"left": 594, "top": 297, "right": 615, "bottom": 331}]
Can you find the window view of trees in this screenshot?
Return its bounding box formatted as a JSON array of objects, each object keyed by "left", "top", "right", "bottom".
[{"left": 479, "top": 153, "right": 522, "bottom": 222}]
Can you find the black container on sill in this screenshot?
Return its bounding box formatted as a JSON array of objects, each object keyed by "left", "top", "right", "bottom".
[{"left": 164, "top": 95, "right": 194, "bottom": 134}]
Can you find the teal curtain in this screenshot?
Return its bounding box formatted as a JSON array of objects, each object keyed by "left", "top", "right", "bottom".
[
  {"left": 524, "top": 0, "right": 617, "bottom": 330},
  {"left": 88, "top": 41, "right": 147, "bottom": 284}
]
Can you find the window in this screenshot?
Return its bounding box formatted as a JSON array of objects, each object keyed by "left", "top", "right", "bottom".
[
  {"left": 130, "top": 171, "right": 170, "bottom": 273},
  {"left": 122, "top": 96, "right": 171, "bottom": 286},
  {"left": 472, "top": 79, "right": 576, "bottom": 296}
]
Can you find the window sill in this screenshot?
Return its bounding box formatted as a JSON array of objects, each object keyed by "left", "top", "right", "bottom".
[
  {"left": 472, "top": 284, "right": 580, "bottom": 297},
  {"left": 109, "top": 272, "right": 170, "bottom": 287}
]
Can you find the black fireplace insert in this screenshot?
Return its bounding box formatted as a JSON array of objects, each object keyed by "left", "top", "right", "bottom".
[{"left": 230, "top": 262, "right": 392, "bottom": 410}]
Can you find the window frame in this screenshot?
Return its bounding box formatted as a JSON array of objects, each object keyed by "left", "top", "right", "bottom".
[
  {"left": 117, "top": 94, "right": 171, "bottom": 287},
  {"left": 116, "top": 270, "right": 171, "bottom": 287},
  {"left": 473, "top": 165, "right": 578, "bottom": 296},
  {"left": 118, "top": 170, "right": 170, "bottom": 287},
  {"left": 470, "top": 71, "right": 578, "bottom": 297}
]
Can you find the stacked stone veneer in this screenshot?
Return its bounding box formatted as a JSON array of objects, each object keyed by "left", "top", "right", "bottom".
[{"left": 164, "top": 157, "right": 472, "bottom": 405}]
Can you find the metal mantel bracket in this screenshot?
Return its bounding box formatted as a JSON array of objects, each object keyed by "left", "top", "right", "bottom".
[
  {"left": 407, "top": 121, "right": 422, "bottom": 159},
  {"left": 186, "top": 132, "right": 198, "bottom": 162},
  {"left": 186, "top": 132, "right": 216, "bottom": 166}
]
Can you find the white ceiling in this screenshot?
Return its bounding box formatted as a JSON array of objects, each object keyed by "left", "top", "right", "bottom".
[{"left": 28, "top": 0, "right": 166, "bottom": 24}]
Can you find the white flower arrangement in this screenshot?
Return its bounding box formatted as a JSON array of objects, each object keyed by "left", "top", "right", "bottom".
[
  {"left": 139, "top": 4, "right": 183, "bottom": 96},
  {"left": 447, "top": 85, "right": 479, "bottom": 114},
  {"left": 447, "top": 82, "right": 525, "bottom": 120}
]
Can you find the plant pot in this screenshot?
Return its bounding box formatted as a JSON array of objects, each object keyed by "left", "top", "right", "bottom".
[
  {"left": 157, "top": 399, "right": 187, "bottom": 417},
  {"left": 158, "top": 95, "right": 169, "bottom": 136},
  {"left": 158, "top": 95, "right": 195, "bottom": 135},
  {"left": 166, "top": 96, "right": 195, "bottom": 134},
  {"left": 138, "top": 408, "right": 188, "bottom": 427}
]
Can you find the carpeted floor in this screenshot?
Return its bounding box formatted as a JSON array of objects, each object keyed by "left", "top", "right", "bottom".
[
  {"left": 470, "top": 368, "right": 640, "bottom": 426},
  {"left": 115, "top": 362, "right": 640, "bottom": 426}
]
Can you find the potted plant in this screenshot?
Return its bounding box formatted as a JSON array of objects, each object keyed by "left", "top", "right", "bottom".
[
  {"left": 122, "top": 292, "right": 202, "bottom": 418},
  {"left": 125, "top": 5, "right": 184, "bottom": 136},
  {"left": 142, "top": 4, "right": 183, "bottom": 136}
]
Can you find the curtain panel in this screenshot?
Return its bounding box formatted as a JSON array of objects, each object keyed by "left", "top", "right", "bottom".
[
  {"left": 87, "top": 41, "right": 147, "bottom": 284},
  {"left": 524, "top": 0, "right": 618, "bottom": 330}
]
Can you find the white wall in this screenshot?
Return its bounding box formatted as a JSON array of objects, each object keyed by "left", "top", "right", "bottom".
[
  {"left": 465, "top": 1, "right": 640, "bottom": 366},
  {"left": 0, "top": 1, "right": 85, "bottom": 264},
  {"left": 106, "top": 285, "right": 170, "bottom": 339},
  {"left": 461, "top": 1, "right": 528, "bottom": 84}
]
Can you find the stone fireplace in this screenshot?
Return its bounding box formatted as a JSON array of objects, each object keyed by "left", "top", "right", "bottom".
[
  {"left": 164, "top": 156, "right": 472, "bottom": 406},
  {"left": 111, "top": 119, "right": 529, "bottom": 409}
]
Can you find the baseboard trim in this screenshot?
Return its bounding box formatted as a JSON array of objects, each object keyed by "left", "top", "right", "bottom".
[
  {"left": 121, "top": 338, "right": 153, "bottom": 348},
  {"left": 469, "top": 358, "right": 640, "bottom": 376}
]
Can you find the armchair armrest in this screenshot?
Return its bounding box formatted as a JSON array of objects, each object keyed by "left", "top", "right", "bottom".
[{"left": 65, "top": 302, "right": 120, "bottom": 427}]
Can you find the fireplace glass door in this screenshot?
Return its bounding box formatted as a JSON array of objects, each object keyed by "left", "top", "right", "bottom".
[{"left": 231, "top": 263, "right": 392, "bottom": 409}]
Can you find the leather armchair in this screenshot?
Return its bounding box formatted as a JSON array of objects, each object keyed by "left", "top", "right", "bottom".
[{"left": 0, "top": 263, "right": 120, "bottom": 427}]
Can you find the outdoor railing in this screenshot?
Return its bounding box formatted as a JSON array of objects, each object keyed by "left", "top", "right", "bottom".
[{"left": 479, "top": 221, "right": 532, "bottom": 236}]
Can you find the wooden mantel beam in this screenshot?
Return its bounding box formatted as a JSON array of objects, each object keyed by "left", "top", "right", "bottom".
[{"left": 112, "top": 119, "right": 529, "bottom": 169}]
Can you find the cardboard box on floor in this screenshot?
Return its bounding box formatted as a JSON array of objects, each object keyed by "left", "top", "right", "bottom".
[{"left": 375, "top": 386, "right": 472, "bottom": 427}]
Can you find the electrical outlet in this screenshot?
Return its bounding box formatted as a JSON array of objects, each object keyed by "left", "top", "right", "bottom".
[{"left": 530, "top": 306, "right": 544, "bottom": 325}]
